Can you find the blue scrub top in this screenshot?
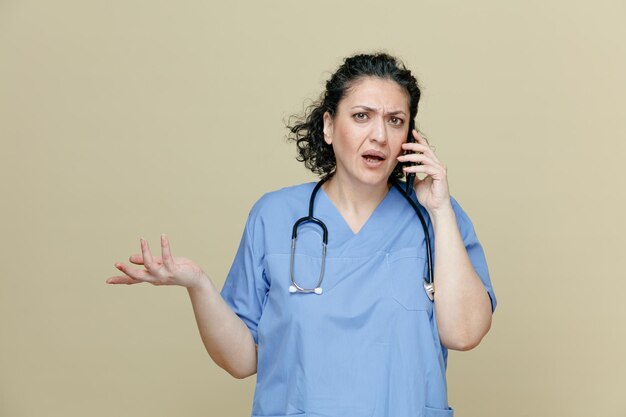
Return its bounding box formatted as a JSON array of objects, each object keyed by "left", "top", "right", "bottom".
[{"left": 221, "top": 182, "right": 497, "bottom": 417}]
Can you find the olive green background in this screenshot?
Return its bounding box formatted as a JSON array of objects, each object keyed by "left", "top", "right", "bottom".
[{"left": 1, "top": 1, "right": 624, "bottom": 416}]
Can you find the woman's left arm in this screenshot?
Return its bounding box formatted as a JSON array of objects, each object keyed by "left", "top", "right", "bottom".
[
  {"left": 429, "top": 205, "right": 493, "bottom": 351},
  {"left": 398, "top": 129, "right": 493, "bottom": 351}
]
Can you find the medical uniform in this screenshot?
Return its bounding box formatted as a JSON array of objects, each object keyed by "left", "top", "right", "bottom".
[{"left": 221, "top": 182, "right": 497, "bottom": 417}]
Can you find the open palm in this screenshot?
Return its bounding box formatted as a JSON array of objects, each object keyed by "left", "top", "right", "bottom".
[{"left": 106, "top": 235, "right": 205, "bottom": 289}]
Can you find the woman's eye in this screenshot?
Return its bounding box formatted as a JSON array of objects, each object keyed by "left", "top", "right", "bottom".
[
  {"left": 353, "top": 112, "right": 368, "bottom": 121},
  {"left": 389, "top": 117, "right": 403, "bottom": 126}
]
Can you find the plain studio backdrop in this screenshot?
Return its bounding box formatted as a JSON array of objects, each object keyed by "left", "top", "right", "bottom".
[{"left": 1, "top": 1, "right": 625, "bottom": 416}]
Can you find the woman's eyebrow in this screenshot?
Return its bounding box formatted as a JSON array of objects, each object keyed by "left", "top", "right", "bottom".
[{"left": 350, "top": 105, "right": 406, "bottom": 116}]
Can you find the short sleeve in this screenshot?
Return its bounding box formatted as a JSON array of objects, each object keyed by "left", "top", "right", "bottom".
[
  {"left": 220, "top": 207, "right": 270, "bottom": 344},
  {"left": 450, "top": 196, "right": 498, "bottom": 313}
]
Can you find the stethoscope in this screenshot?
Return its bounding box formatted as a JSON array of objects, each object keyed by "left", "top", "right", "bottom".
[{"left": 288, "top": 174, "right": 435, "bottom": 301}]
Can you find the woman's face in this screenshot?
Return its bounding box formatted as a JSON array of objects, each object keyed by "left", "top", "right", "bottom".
[{"left": 323, "top": 76, "right": 410, "bottom": 189}]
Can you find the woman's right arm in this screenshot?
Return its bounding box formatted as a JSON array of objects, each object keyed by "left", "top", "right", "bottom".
[
  {"left": 107, "top": 235, "right": 257, "bottom": 379},
  {"left": 186, "top": 275, "right": 258, "bottom": 379}
]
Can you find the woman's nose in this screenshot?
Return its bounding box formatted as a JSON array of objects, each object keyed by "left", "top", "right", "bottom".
[{"left": 370, "top": 117, "right": 388, "bottom": 143}]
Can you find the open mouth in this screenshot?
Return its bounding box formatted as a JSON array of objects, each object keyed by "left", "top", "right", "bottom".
[
  {"left": 362, "top": 151, "right": 386, "bottom": 164},
  {"left": 363, "top": 155, "right": 384, "bottom": 163}
]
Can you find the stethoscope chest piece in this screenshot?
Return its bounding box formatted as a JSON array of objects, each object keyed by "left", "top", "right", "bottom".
[
  {"left": 289, "top": 285, "right": 323, "bottom": 295},
  {"left": 423, "top": 281, "right": 435, "bottom": 301}
]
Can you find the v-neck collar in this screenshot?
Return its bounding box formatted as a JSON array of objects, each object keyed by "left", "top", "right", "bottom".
[{"left": 318, "top": 184, "right": 394, "bottom": 237}]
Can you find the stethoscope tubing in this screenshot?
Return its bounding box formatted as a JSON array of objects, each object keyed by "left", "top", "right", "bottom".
[
  {"left": 390, "top": 178, "right": 434, "bottom": 296},
  {"left": 289, "top": 176, "right": 434, "bottom": 300}
]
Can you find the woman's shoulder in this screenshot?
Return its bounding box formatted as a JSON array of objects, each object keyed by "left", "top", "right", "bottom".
[{"left": 248, "top": 181, "right": 317, "bottom": 219}]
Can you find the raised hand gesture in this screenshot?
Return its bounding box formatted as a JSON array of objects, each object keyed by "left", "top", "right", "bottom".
[
  {"left": 107, "top": 234, "right": 206, "bottom": 289},
  {"left": 397, "top": 129, "right": 452, "bottom": 215}
]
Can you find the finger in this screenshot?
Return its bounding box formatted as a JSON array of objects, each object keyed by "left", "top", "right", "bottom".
[
  {"left": 402, "top": 141, "right": 431, "bottom": 152},
  {"left": 397, "top": 153, "right": 438, "bottom": 167},
  {"left": 403, "top": 163, "right": 442, "bottom": 177},
  {"left": 414, "top": 129, "right": 431, "bottom": 146},
  {"left": 401, "top": 142, "right": 429, "bottom": 155},
  {"left": 401, "top": 144, "right": 438, "bottom": 164},
  {"left": 140, "top": 238, "right": 157, "bottom": 270},
  {"left": 129, "top": 254, "right": 144, "bottom": 265},
  {"left": 411, "top": 130, "right": 440, "bottom": 161},
  {"left": 417, "top": 131, "right": 439, "bottom": 156},
  {"left": 114, "top": 262, "right": 149, "bottom": 282},
  {"left": 106, "top": 275, "right": 142, "bottom": 285},
  {"left": 130, "top": 253, "right": 163, "bottom": 267},
  {"left": 161, "top": 234, "right": 175, "bottom": 270},
  {"left": 405, "top": 131, "right": 440, "bottom": 162}
]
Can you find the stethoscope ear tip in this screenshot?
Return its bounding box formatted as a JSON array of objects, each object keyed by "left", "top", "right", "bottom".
[
  {"left": 288, "top": 285, "right": 297, "bottom": 293},
  {"left": 314, "top": 287, "right": 323, "bottom": 295}
]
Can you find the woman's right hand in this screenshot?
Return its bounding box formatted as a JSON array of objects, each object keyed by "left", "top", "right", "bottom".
[{"left": 106, "top": 234, "right": 207, "bottom": 289}]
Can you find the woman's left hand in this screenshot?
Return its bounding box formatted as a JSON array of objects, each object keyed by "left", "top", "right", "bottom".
[{"left": 396, "top": 129, "right": 451, "bottom": 215}]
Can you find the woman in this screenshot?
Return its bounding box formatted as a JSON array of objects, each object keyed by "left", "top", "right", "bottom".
[{"left": 107, "top": 53, "right": 497, "bottom": 417}]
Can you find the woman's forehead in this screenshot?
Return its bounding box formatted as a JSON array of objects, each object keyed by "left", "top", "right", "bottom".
[{"left": 340, "top": 77, "right": 410, "bottom": 110}]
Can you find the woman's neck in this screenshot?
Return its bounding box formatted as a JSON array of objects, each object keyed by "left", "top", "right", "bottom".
[{"left": 322, "top": 173, "right": 390, "bottom": 218}]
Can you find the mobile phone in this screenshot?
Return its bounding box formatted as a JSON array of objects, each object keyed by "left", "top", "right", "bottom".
[{"left": 403, "top": 119, "right": 417, "bottom": 194}]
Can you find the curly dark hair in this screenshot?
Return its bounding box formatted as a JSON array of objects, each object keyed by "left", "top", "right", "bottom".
[{"left": 287, "top": 52, "right": 422, "bottom": 179}]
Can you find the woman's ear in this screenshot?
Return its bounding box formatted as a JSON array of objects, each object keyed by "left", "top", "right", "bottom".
[{"left": 323, "top": 111, "right": 333, "bottom": 145}]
